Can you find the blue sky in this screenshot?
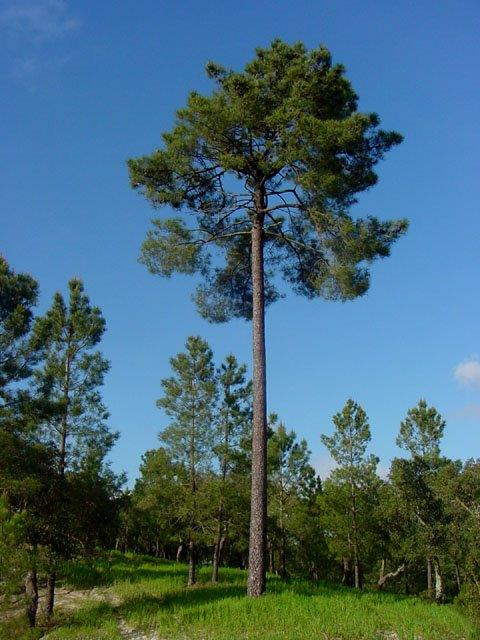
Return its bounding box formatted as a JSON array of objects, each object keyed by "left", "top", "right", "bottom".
[{"left": 1, "top": 0, "right": 479, "bottom": 483}]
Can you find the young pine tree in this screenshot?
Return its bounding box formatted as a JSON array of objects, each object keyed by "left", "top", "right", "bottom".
[
  {"left": 211, "top": 354, "right": 251, "bottom": 582},
  {"left": 157, "top": 336, "right": 217, "bottom": 586},
  {"left": 394, "top": 399, "right": 448, "bottom": 600},
  {"left": 31, "top": 279, "right": 117, "bottom": 616},
  {"left": 128, "top": 40, "right": 408, "bottom": 596},
  {"left": 321, "top": 399, "right": 380, "bottom": 589},
  {"left": 267, "top": 419, "right": 316, "bottom": 578}
]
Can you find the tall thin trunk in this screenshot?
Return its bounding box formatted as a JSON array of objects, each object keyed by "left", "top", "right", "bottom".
[
  {"left": 378, "top": 558, "right": 386, "bottom": 585},
  {"left": 247, "top": 200, "right": 267, "bottom": 598},
  {"left": 45, "top": 570, "right": 56, "bottom": 618},
  {"left": 176, "top": 543, "right": 183, "bottom": 562},
  {"left": 212, "top": 412, "right": 229, "bottom": 583},
  {"left": 351, "top": 481, "right": 360, "bottom": 589},
  {"left": 342, "top": 557, "right": 352, "bottom": 587},
  {"left": 454, "top": 562, "right": 462, "bottom": 592},
  {"left": 25, "top": 569, "right": 38, "bottom": 628},
  {"left": 268, "top": 541, "right": 275, "bottom": 574},
  {"left": 433, "top": 557, "right": 443, "bottom": 601},
  {"left": 212, "top": 526, "right": 222, "bottom": 583},
  {"left": 280, "top": 524, "right": 287, "bottom": 579},
  {"left": 427, "top": 557, "right": 433, "bottom": 599},
  {"left": 187, "top": 539, "right": 196, "bottom": 587}
]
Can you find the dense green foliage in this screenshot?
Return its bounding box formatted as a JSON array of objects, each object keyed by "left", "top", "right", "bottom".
[{"left": 128, "top": 39, "right": 408, "bottom": 318}]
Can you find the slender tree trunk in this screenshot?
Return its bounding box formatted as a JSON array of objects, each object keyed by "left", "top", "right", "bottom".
[
  {"left": 187, "top": 539, "right": 196, "bottom": 587},
  {"left": 176, "top": 543, "right": 183, "bottom": 562},
  {"left": 351, "top": 485, "right": 360, "bottom": 589},
  {"left": 247, "top": 202, "right": 267, "bottom": 597},
  {"left": 342, "top": 557, "right": 352, "bottom": 587},
  {"left": 25, "top": 569, "right": 38, "bottom": 628},
  {"left": 268, "top": 541, "right": 275, "bottom": 574},
  {"left": 212, "top": 534, "right": 221, "bottom": 583},
  {"left": 427, "top": 557, "right": 433, "bottom": 599},
  {"left": 280, "top": 524, "right": 287, "bottom": 579},
  {"left": 454, "top": 562, "right": 462, "bottom": 592},
  {"left": 433, "top": 557, "right": 443, "bottom": 601},
  {"left": 45, "top": 570, "right": 56, "bottom": 617},
  {"left": 379, "top": 558, "right": 386, "bottom": 585}
]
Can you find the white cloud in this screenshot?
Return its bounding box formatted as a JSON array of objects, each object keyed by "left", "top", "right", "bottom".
[
  {"left": 0, "top": 0, "right": 81, "bottom": 41},
  {"left": 454, "top": 357, "right": 480, "bottom": 388}
]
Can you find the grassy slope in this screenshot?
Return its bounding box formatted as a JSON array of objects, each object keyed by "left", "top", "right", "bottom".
[{"left": 2, "top": 553, "right": 477, "bottom": 640}]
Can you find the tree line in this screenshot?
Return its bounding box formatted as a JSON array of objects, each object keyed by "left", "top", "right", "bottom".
[
  {"left": 118, "top": 335, "right": 480, "bottom": 612},
  {"left": 1, "top": 256, "right": 480, "bottom": 630}
]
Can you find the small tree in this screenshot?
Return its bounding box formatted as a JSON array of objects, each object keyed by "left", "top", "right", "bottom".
[
  {"left": 321, "top": 399, "right": 379, "bottom": 588},
  {"left": 128, "top": 40, "right": 408, "bottom": 594},
  {"left": 157, "top": 336, "right": 217, "bottom": 585},
  {"left": 267, "top": 419, "right": 316, "bottom": 578},
  {"left": 211, "top": 354, "right": 251, "bottom": 582},
  {"left": 31, "top": 279, "right": 117, "bottom": 616},
  {"left": 395, "top": 400, "right": 448, "bottom": 600}
]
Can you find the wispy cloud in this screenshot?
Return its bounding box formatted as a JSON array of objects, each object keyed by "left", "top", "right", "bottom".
[
  {"left": 454, "top": 357, "right": 480, "bottom": 388},
  {"left": 0, "top": 1, "right": 81, "bottom": 83},
  {"left": 0, "top": 0, "right": 81, "bottom": 41}
]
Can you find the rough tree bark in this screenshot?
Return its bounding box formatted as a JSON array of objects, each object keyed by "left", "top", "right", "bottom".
[
  {"left": 247, "top": 195, "right": 268, "bottom": 598},
  {"left": 45, "top": 570, "right": 56, "bottom": 617},
  {"left": 25, "top": 569, "right": 38, "bottom": 628}
]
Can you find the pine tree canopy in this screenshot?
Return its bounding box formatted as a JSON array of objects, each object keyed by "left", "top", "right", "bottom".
[{"left": 128, "top": 39, "right": 408, "bottom": 321}]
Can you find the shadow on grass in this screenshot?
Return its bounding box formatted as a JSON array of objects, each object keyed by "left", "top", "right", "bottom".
[{"left": 54, "top": 582, "right": 247, "bottom": 636}]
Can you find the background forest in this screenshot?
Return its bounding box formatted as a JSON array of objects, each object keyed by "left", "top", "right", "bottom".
[{"left": 1, "top": 256, "right": 480, "bottom": 632}]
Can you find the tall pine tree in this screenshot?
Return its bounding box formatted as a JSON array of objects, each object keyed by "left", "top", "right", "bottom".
[{"left": 128, "top": 40, "right": 408, "bottom": 595}]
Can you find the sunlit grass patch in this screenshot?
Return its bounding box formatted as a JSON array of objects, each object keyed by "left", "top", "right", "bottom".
[{"left": 1, "top": 554, "right": 477, "bottom": 640}]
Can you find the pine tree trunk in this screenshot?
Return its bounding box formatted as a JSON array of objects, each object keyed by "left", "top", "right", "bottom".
[
  {"left": 454, "top": 562, "right": 462, "bottom": 592},
  {"left": 268, "top": 542, "right": 275, "bottom": 574},
  {"left": 212, "top": 539, "right": 220, "bottom": 583},
  {"left": 247, "top": 204, "right": 267, "bottom": 597},
  {"left": 212, "top": 534, "right": 226, "bottom": 583},
  {"left": 427, "top": 557, "right": 433, "bottom": 599},
  {"left": 25, "top": 569, "right": 38, "bottom": 628},
  {"left": 433, "top": 557, "right": 443, "bottom": 601},
  {"left": 379, "top": 558, "right": 386, "bottom": 586},
  {"left": 45, "top": 571, "right": 56, "bottom": 617},
  {"left": 342, "top": 558, "right": 352, "bottom": 586},
  {"left": 280, "top": 526, "right": 287, "bottom": 579},
  {"left": 176, "top": 543, "right": 183, "bottom": 562},
  {"left": 187, "top": 539, "right": 196, "bottom": 586},
  {"left": 354, "top": 556, "right": 361, "bottom": 589}
]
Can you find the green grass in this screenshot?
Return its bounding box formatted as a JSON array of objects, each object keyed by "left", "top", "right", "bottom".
[{"left": 2, "top": 553, "right": 477, "bottom": 639}]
